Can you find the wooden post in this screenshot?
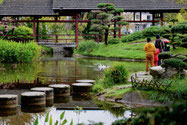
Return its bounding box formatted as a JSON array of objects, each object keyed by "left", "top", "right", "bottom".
[
  {"left": 160, "top": 12, "right": 164, "bottom": 26},
  {"left": 140, "top": 12, "right": 142, "bottom": 21},
  {"left": 118, "top": 24, "right": 121, "bottom": 39},
  {"left": 152, "top": 12, "right": 155, "bottom": 26},
  {"left": 133, "top": 12, "right": 136, "bottom": 21},
  {"left": 55, "top": 35, "right": 58, "bottom": 44},
  {"left": 36, "top": 18, "right": 39, "bottom": 42},
  {"left": 33, "top": 18, "right": 36, "bottom": 42},
  {"left": 75, "top": 13, "right": 79, "bottom": 48},
  {"left": 97, "top": 35, "right": 100, "bottom": 43}
]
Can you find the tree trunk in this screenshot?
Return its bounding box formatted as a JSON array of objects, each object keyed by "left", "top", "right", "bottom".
[
  {"left": 172, "top": 33, "right": 176, "bottom": 49},
  {"left": 105, "top": 29, "right": 109, "bottom": 45},
  {"left": 114, "top": 20, "right": 116, "bottom": 38}
]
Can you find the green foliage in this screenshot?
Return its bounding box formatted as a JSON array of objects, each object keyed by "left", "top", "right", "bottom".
[
  {"left": 104, "top": 64, "right": 128, "bottom": 86},
  {"left": 92, "top": 79, "right": 105, "bottom": 93},
  {"left": 112, "top": 119, "right": 130, "bottom": 125},
  {"left": 115, "top": 101, "right": 187, "bottom": 125},
  {"left": 121, "top": 31, "right": 144, "bottom": 43},
  {"left": 9, "top": 26, "right": 33, "bottom": 41},
  {"left": 171, "top": 21, "right": 187, "bottom": 34},
  {"left": 114, "top": 8, "right": 124, "bottom": 13},
  {"left": 116, "top": 21, "right": 129, "bottom": 25},
  {"left": 181, "top": 42, "right": 187, "bottom": 48},
  {"left": 41, "top": 45, "right": 53, "bottom": 54},
  {"left": 162, "top": 58, "right": 187, "bottom": 70},
  {"left": 33, "top": 117, "right": 39, "bottom": 125},
  {"left": 158, "top": 52, "right": 173, "bottom": 59},
  {"left": 113, "top": 16, "right": 124, "bottom": 20},
  {"left": 0, "top": 39, "right": 41, "bottom": 63},
  {"left": 76, "top": 41, "right": 98, "bottom": 54},
  {"left": 98, "top": 13, "right": 110, "bottom": 19},
  {"left": 108, "top": 38, "right": 121, "bottom": 44},
  {"left": 91, "top": 19, "right": 101, "bottom": 24},
  {"left": 143, "top": 26, "right": 169, "bottom": 37},
  {"left": 97, "top": 3, "right": 106, "bottom": 8}
]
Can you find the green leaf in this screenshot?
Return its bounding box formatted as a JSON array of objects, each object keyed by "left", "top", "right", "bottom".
[
  {"left": 49, "top": 115, "right": 53, "bottom": 125},
  {"left": 70, "top": 119, "right": 73, "bottom": 125},
  {"left": 33, "top": 117, "right": 38, "bottom": 125},
  {"left": 54, "top": 121, "right": 58, "bottom": 125},
  {"left": 62, "top": 119, "right": 67, "bottom": 125},
  {"left": 45, "top": 112, "right": 49, "bottom": 122},
  {"left": 60, "top": 111, "right": 65, "bottom": 120}
]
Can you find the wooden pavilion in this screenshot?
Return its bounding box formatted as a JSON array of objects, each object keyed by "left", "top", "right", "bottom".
[{"left": 0, "top": 0, "right": 184, "bottom": 47}]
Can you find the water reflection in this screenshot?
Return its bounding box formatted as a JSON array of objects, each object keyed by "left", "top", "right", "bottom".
[{"left": 0, "top": 55, "right": 144, "bottom": 124}]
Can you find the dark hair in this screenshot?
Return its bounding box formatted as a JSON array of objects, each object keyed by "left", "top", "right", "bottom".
[
  {"left": 156, "top": 34, "right": 160, "bottom": 39},
  {"left": 147, "top": 38, "right": 151, "bottom": 42}
]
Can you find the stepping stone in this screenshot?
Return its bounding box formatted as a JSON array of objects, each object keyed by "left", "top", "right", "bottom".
[
  {"left": 31, "top": 87, "right": 54, "bottom": 107},
  {"left": 49, "top": 84, "right": 70, "bottom": 103},
  {"left": 76, "top": 80, "right": 95, "bottom": 84},
  {"left": 21, "top": 92, "right": 46, "bottom": 113},
  {"left": 0, "top": 94, "right": 18, "bottom": 117},
  {"left": 72, "top": 83, "right": 93, "bottom": 94}
]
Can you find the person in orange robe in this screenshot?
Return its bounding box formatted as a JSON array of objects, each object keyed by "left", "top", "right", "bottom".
[{"left": 144, "top": 38, "right": 156, "bottom": 73}]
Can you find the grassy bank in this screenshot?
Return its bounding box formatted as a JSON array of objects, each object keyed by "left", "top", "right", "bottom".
[{"left": 76, "top": 39, "right": 187, "bottom": 60}]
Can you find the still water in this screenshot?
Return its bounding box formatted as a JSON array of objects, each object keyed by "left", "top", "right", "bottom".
[{"left": 0, "top": 55, "right": 144, "bottom": 125}]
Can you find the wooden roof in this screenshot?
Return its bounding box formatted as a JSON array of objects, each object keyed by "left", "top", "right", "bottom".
[{"left": 0, "top": 0, "right": 184, "bottom": 16}]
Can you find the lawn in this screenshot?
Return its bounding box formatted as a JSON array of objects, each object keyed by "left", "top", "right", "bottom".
[{"left": 76, "top": 39, "right": 187, "bottom": 60}]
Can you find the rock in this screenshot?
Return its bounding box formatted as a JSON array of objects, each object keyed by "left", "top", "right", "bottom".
[{"left": 150, "top": 66, "right": 165, "bottom": 78}]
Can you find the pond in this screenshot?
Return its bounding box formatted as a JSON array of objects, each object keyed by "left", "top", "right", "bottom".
[{"left": 0, "top": 55, "right": 145, "bottom": 125}]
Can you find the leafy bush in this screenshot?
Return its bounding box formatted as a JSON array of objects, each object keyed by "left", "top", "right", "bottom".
[
  {"left": 171, "top": 21, "right": 187, "bottom": 34},
  {"left": 121, "top": 31, "right": 144, "bottom": 43},
  {"left": 143, "top": 26, "right": 169, "bottom": 37},
  {"left": 104, "top": 64, "right": 128, "bottom": 86},
  {"left": 0, "top": 39, "right": 41, "bottom": 63},
  {"left": 115, "top": 101, "right": 187, "bottom": 125},
  {"left": 9, "top": 26, "right": 33, "bottom": 41},
  {"left": 158, "top": 52, "right": 173, "bottom": 59},
  {"left": 121, "top": 26, "right": 170, "bottom": 43},
  {"left": 108, "top": 38, "right": 121, "bottom": 44},
  {"left": 162, "top": 58, "right": 187, "bottom": 71},
  {"left": 77, "top": 40, "right": 98, "bottom": 54},
  {"left": 92, "top": 79, "right": 105, "bottom": 93},
  {"left": 181, "top": 42, "right": 187, "bottom": 48}
]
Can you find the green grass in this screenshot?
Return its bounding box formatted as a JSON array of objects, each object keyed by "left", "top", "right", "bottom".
[
  {"left": 170, "top": 47, "right": 187, "bottom": 54},
  {"left": 106, "top": 88, "right": 132, "bottom": 98},
  {"left": 76, "top": 38, "right": 187, "bottom": 60},
  {"left": 77, "top": 42, "right": 146, "bottom": 59},
  {"left": 0, "top": 0, "right": 4, "bottom": 4}
]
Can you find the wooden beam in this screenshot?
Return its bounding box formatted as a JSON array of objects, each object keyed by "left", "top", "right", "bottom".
[
  {"left": 36, "top": 18, "right": 39, "bottom": 42},
  {"left": 160, "top": 12, "right": 164, "bottom": 26}
]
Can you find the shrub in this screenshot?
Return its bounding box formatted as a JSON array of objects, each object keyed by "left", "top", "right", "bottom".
[
  {"left": 162, "top": 58, "right": 187, "bottom": 71},
  {"left": 158, "top": 52, "right": 173, "bottom": 60},
  {"left": 9, "top": 26, "right": 33, "bottom": 41},
  {"left": 104, "top": 64, "right": 128, "bottom": 86},
  {"left": 181, "top": 42, "right": 187, "bottom": 48},
  {"left": 77, "top": 40, "right": 98, "bottom": 53},
  {"left": 171, "top": 22, "right": 187, "bottom": 34},
  {"left": 121, "top": 31, "right": 144, "bottom": 43},
  {"left": 92, "top": 79, "right": 105, "bottom": 93},
  {"left": 108, "top": 38, "right": 121, "bottom": 44},
  {"left": 176, "top": 55, "right": 187, "bottom": 60},
  {"left": 0, "top": 39, "right": 41, "bottom": 63}
]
